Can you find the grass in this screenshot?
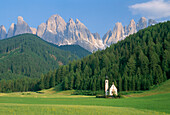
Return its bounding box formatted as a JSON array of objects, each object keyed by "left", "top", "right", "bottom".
[
  {"left": 128, "top": 79, "right": 170, "bottom": 97},
  {"left": 0, "top": 103, "right": 164, "bottom": 115},
  {"left": 0, "top": 80, "right": 169, "bottom": 115}
]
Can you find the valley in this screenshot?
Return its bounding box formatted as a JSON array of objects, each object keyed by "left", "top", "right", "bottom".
[
  {"left": 0, "top": 79, "right": 170, "bottom": 115},
  {"left": 0, "top": 1, "right": 170, "bottom": 114}
]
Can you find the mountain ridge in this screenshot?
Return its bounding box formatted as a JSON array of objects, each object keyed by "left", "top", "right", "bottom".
[{"left": 0, "top": 14, "right": 159, "bottom": 51}]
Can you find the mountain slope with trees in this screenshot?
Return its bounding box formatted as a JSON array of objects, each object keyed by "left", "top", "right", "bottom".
[
  {"left": 0, "top": 34, "right": 90, "bottom": 80},
  {"left": 53, "top": 21, "right": 169, "bottom": 91},
  {"left": 57, "top": 45, "right": 91, "bottom": 58}
]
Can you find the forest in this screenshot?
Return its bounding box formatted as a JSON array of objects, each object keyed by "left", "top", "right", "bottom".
[
  {"left": 0, "top": 21, "right": 169, "bottom": 92},
  {"left": 0, "top": 34, "right": 90, "bottom": 80}
]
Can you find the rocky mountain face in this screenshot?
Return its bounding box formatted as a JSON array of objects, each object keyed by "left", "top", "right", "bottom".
[
  {"left": 102, "top": 17, "right": 157, "bottom": 46},
  {"left": 126, "top": 19, "right": 137, "bottom": 36},
  {"left": 36, "top": 15, "right": 104, "bottom": 52},
  {"left": 14, "top": 16, "right": 32, "bottom": 36},
  {"left": 1, "top": 15, "right": 158, "bottom": 52},
  {"left": 0, "top": 25, "right": 7, "bottom": 39},
  {"left": 136, "top": 17, "right": 147, "bottom": 31},
  {"left": 148, "top": 19, "right": 157, "bottom": 26},
  {"left": 6, "top": 16, "right": 34, "bottom": 38},
  {"left": 103, "top": 22, "right": 125, "bottom": 46},
  {"left": 7, "top": 23, "right": 15, "bottom": 38}
]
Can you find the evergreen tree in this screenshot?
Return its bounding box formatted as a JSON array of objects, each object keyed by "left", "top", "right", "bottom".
[
  {"left": 39, "top": 74, "right": 44, "bottom": 90},
  {"left": 63, "top": 76, "right": 68, "bottom": 90},
  {"left": 50, "top": 71, "right": 55, "bottom": 87},
  {"left": 127, "top": 55, "right": 136, "bottom": 76},
  {"left": 118, "top": 76, "right": 122, "bottom": 92}
]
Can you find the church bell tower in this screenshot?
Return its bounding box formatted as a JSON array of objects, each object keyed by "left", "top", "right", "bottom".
[{"left": 105, "top": 76, "right": 109, "bottom": 96}]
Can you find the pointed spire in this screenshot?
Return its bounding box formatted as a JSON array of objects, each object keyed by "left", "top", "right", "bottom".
[
  {"left": 75, "top": 18, "right": 80, "bottom": 24},
  {"left": 17, "top": 16, "right": 24, "bottom": 24},
  {"left": 0, "top": 25, "right": 7, "bottom": 39},
  {"left": 69, "top": 18, "right": 74, "bottom": 23},
  {"left": 7, "top": 23, "right": 16, "bottom": 38}
]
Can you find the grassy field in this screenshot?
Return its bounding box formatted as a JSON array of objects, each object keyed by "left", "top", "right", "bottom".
[{"left": 0, "top": 80, "right": 170, "bottom": 115}]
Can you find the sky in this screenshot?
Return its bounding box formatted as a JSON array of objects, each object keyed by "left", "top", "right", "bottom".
[{"left": 0, "top": 0, "right": 170, "bottom": 37}]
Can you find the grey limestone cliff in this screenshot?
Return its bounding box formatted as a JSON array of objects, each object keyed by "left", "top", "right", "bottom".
[{"left": 0, "top": 25, "right": 7, "bottom": 39}]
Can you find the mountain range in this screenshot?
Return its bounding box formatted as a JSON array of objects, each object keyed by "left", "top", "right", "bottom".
[{"left": 0, "top": 14, "right": 158, "bottom": 52}]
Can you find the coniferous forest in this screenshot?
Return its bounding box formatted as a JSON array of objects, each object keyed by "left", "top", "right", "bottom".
[
  {"left": 0, "top": 34, "right": 90, "bottom": 92},
  {"left": 0, "top": 21, "right": 169, "bottom": 92}
]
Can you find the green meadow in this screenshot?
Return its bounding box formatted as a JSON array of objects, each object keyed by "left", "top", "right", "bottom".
[{"left": 0, "top": 80, "right": 170, "bottom": 115}]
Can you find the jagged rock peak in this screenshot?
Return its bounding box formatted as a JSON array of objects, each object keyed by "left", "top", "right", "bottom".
[
  {"left": 0, "top": 25, "right": 7, "bottom": 39},
  {"left": 68, "top": 18, "right": 75, "bottom": 24},
  {"left": 9, "top": 23, "right": 15, "bottom": 28},
  {"left": 7, "top": 23, "right": 16, "bottom": 38},
  {"left": 102, "top": 29, "right": 114, "bottom": 45},
  {"left": 127, "top": 19, "right": 137, "bottom": 35},
  {"left": 45, "top": 14, "right": 66, "bottom": 35},
  {"left": 93, "top": 32, "right": 101, "bottom": 40},
  {"left": 0, "top": 25, "right": 6, "bottom": 31},
  {"left": 113, "top": 22, "right": 124, "bottom": 39},
  {"left": 48, "top": 14, "right": 65, "bottom": 22},
  {"left": 30, "top": 27, "right": 37, "bottom": 34},
  {"left": 50, "top": 14, "right": 60, "bottom": 18},
  {"left": 75, "top": 18, "right": 87, "bottom": 30},
  {"left": 148, "top": 19, "right": 157, "bottom": 26},
  {"left": 114, "top": 22, "right": 124, "bottom": 31},
  {"left": 136, "top": 17, "right": 147, "bottom": 31},
  {"left": 130, "top": 19, "right": 135, "bottom": 25},
  {"left": 124, "top": 26, "right": 128, "bottom": 35},
  {"left": 17, "top": 16, "right": 24, "bottom": 24},
  {"left": 14, "top": 16, "right": 32, "bottom": 36},
  {"left": 37, "top": 23, "right": 46, "bottom": 38},
  {"left": 75, "top": 18, "right": 81, "bottom": 24}
]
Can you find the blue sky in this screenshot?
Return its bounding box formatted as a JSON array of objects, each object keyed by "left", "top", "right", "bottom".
[{"left": 1, "top": 0, "right": 170, "bottom": 37}]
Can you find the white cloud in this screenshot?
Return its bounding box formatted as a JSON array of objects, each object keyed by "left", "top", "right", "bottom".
[{"left": 129, "top": 0, "right": 170, "bottom": 19}]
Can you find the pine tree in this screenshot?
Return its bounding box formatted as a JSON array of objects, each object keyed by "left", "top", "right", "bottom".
[
  {"left": 74, "top": 72, "right": 80, "bottom": 90},
  {"left": 63, "top": 76, "right": 68, "bottom": 90},
  {"left": 123, "top": 77, "right": 128, "bottom": 91},
  {"left": 50, "top": 72, "right": 55, "bottom": 87},
  {"left": 118, "top": 76, "right": 122, "bottom": 92},
  {"left": 39, "top": 74, "right": 44, "bottom": 90},
  {"left": 127, "top": 55, "right": 136, "bottom": 76},
  {"left": 132, "top": 76, "right": 136, "bottom": 91},
  {"left": 138, "top": 51, "right": 149, "bottom": 75},
  {"left": 136, "top": 76, "right": 141, "bottom": 91},
  {"left": 92, "top": 77, "right": 97, "bottom": 91},
  {"left": 68, "top": 73, "right": 74, "bottom": 90}
]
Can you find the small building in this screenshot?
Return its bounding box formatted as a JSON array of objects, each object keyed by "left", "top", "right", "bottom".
[
  {"left": 105, "top": 76, "right": 118, "bottom": 96},
  {"left": 109, "top": 82, "right": 118, "bottom": 96}
]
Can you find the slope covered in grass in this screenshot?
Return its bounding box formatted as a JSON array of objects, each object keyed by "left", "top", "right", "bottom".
[
  {"left": 129, "top": 79, "right": 170, "bottom": 97},
  {"left": 0, "top": 103, "right": 164, "bottom": 115}
]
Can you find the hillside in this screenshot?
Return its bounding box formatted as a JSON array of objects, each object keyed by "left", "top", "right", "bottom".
[
  {"left": 0, "top": 33, "right": 88, "bottom": 80},
  {"left": 57, "top": 45, "right": 91, "bottom": 58},
  {"left": 50, "top": 21, "right": 169, "bottom": 91},
  {"left": 128, "top": 79, "right": 170, "bottom": 97}
]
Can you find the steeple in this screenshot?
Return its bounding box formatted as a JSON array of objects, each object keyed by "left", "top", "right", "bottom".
[{"left": 105, "top": 76, "right": 109, "bottom": 96}]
